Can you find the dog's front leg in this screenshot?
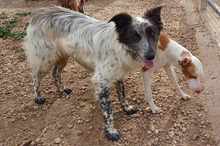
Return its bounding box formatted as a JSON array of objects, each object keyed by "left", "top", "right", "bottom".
[
  {"left": 163, "top": 65, "right": 190, "bottom": 100},
  {"left": 115, "top": 80, "right": 137, "bottom": 114},
  {"left": 93, "top": 79, "right": 120, "bottom": 141},
  {"left": 142, "top": 71, "right": 161, "bottom": 113}
]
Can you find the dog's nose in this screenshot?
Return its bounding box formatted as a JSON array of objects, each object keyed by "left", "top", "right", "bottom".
[
  {"left": 195, "top": 87, "right": 203, "bottom": 94},
  {"left": 145, "top": 53, "right": 155, "bottom": 60},
  {"left": 195, "top": 90, "right": 201, "bottom": 94}
]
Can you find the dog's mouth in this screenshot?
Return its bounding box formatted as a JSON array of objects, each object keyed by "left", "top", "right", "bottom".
[{"left": 135, "top": 50, "right": 154, "bottom": 69}]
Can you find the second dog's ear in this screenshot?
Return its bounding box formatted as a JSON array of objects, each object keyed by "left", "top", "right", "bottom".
[
  {"left": 144, "top": 6, "right": 163, "bottom": 31},
  {"left": 178, "top": 51, "right": 192, "bottom": 66},
  {"left": 109, "top": 13, "right": 132, "bottom": 34}
]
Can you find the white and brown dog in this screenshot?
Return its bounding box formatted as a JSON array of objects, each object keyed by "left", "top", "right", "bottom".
[
  {"left": 56, "top": 0, "right": 85, "bottom": 13},
  {"left": 142, "top": 33, "right": 203, "bottom": 113},
  {"left": 24, "top": 6, "right": 163, "bottom": 141}
]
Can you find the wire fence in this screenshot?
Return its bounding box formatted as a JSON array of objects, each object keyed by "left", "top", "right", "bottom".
[{"left": 200, "top": 0, "right": 220, "bottom": 46}]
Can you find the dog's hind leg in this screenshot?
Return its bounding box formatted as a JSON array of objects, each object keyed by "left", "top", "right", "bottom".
[
  {"left": 115, "top": 80, "right": 137, "bottom": 115},
  {"left": 52, "top": 56, "right": 72, "bottom": 94},
  {"left": 32, "top": 63, "right": 53, "bottom": 104},
  {"left": 92, "top": 76, "right": 120, "bottom": 141}
]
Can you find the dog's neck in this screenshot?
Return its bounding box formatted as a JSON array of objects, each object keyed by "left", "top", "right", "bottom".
[{"left": 158, "top": 33, "right": 193, "bottom": 70}]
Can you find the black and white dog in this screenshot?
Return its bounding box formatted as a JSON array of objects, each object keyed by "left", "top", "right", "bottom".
[{"left": 24, "top": 6, "right": 163, "bottom": 141}]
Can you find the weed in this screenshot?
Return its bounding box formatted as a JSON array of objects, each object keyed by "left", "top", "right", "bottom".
[
  {"left": 20, "top": 48, "right": 25, "bottom": 52},
  {"left": 11, "top": 31, "right": 26, "bottom": 39},
  {"left": 0, "top": 26, "right": 11, "bottom": 38},
  {"left": 0, "top": 13, "right": 7, "bottom": 19},
  {"left": 12, "top": 46, "right": 19, "bottom": 50},
  {"left": 17, "top": 54, "right": 26, "bottom": 61},
  {"left": 2, "top": 17, "right": 18, "bottom": 28},
  {"left": 15, "top": 12, "right": 30, "bottom": 16}
]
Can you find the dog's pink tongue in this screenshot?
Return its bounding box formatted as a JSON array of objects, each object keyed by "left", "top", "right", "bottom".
[{"left": 143, "top": 60, "right": 154, "bottom": 69}]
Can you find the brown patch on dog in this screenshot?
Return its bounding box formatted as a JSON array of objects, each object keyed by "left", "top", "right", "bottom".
[
  {"left": 181, "top": 62, "right": 197, "bottom": 79},
  {"left": 158, "top": 33, "right": 169, "bottom": 51},
  {"left": 178, "top": 51, "right": 197, "bottom": 79},
  {"left": 57, "top": 0, "right": 84, "bottom": 13},
  {"left": 196, "top": 56, "right": 202, "bottom": 62},
  {"left": 142, "top": 66, "right": 148, "bottom": 72}
]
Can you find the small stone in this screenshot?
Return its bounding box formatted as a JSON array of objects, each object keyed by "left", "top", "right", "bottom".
[
  {"left": 56, "top": 122, "right": 62, "bottom": 129},
  {"left": 21, "top": 140, "right": 33, "bottom": 146},
  {"left": 33, "top": 106, "right": 39, "bottom": 110},
  {"left": 193, "top": 134, "right": 199, "bottom": 140},
  {"left": 67, "top": 124, "right": 73, "bottom": 129},
  {"left": 182, "top": 127, "right": 186, "bottom": 133},
  {"left": 30, "top": 141, "right": 36, "bottom": 146},
  {"left": 198, "top": 114, "right": 203, "bottom": 117},
  {"left": 169, "top": 131, "right": 174, "bottom": 138},
  {"left": 54, "top": 137, "right": 61, "bottom": 144},
  {"left": 77, "top": 131, "right": 83, "bottom": 135},
  {"left": 155, "top": 129, "right": 159, "bottom": 134},
  {"left": 35, "top": 138, "right": 41, "bottom": 143},
  {"left": 150, "top": 124, "right": 155, "bottom": 132},
  {"left": 85, "top": 119, "right": 90, "bottom": 123},
  {"left": 201, "top": 121, "right": 205, "bottom": 125}
]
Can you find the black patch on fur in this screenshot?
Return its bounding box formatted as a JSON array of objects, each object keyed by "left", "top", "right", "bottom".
[
  {"left": 124, "top": 107, "right": 137, "bottom": 115},
  {"left": 109, "top": 13, "right": 137, "bottom": 44},
  {"left": 35, "top": 96, "right": 45, "bottom": 104},
  {"left": 105, "top": 129, "right": 120, "bottom": 141},
  {"left": 144, "top": 6, "right": 163, "bottom": 33}
]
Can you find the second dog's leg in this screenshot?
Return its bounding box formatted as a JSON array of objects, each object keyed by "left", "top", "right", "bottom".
[
  {"left": 115, "top": 80, "right": 137, "bottom": 115},
  {"left": 142, "top": 71, "right": 161, "bottom": 113},
  {"left": 52, "top": 58, "right": 72, "bottom": 94},
  {"left": 163, "top": 65, "right": 190, "bottom": 100}
]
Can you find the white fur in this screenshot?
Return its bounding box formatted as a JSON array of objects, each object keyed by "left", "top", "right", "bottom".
[{"left": 142, "top": 38, "right": 203, "bottom": 113}]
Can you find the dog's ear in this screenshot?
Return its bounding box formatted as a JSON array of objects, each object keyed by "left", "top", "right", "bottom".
[
  {"left": 144, "top": 6, "right": 163, "bottom": 31},
  {"left": 195, "top": 56, "right": 202, "bottom": 62},
  {"left": 109, "top": 13, "right": 132, "bottom": 34},
  {"left": 178, "top": 51, "right": 192, "bottom": 66}
]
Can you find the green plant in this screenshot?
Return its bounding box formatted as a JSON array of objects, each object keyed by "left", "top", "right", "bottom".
[
  {"left": 0, "top": 26, "right": 11, "bottom": 38},
  {"left": 12, "top": 46, "right": 19, "bottom": 50},
  {"left": 15, "top": 12, "right": 30, "bottom": 16},
  {"left": 2, "top": 17, "right": 18, "bottom": 28},
  {"left": 19, "top": 48, "right": 25, "bottom": 52},
  {"left": 11, "top": 31, "right": 26, "bottom": 39},
  {"left": 17, "top": 54, "right": 26, "bottom": 61},
  {"left": 0, "top": 13, "right": 7, "bottom": 19}
]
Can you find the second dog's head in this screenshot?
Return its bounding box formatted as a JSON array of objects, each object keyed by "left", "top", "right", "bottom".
[
  {"left": 178, "top": 51, "right": 203, "bottom": 94},
  {"left": 109, "top": 6, "right": 163, "bottom": 69}
]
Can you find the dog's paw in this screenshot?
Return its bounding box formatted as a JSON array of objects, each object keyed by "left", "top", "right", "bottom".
[
  {"left": 105, "top": 128, "right": 120, "bottom": 141},
  {"left": 124, "top": 105, "right": 137, "bottom": 115},
  {"left": 35, "top": 96, "right": 45, "bottom": 104},
  {"left": 62, "top": 88, "right": 72, "bottom": 95},
  {"left": 181, "top": 93, "right": 191, "bottom": 100},
  {"left": 151, "top": 105, "right": 161, "bottom": 114}
]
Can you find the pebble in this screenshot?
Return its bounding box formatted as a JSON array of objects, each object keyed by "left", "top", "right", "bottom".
[
  {"left": 169, "top": 131, "right": 174, "bottom": 138},
  {"left": 21, "top": 140, "right": 33, "bottom": 146},
  {"left": 54, "top": 137, "right": 61, "bottom": 144},
  {"left": 35, "top": 138, "right": 41, "bottom": 143},
  {"left": 182, "top": 127, "right": 186, "bottom": 133}
]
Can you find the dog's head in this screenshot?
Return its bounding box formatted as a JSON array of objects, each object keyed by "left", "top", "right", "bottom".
[
  {"left": 178, "top": 51, "right": 203, "bottom": 94},
  {"left": 77, "top": 0, "right": 85, "bottom": 13},
  {"left": 109, "top": 6, "right": 163, "bottom": 69}
]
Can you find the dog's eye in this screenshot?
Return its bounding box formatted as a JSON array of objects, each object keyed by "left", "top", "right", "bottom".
[
  {"left": 151, "top": 32, "right": 155, "bottom": 37},
  {"left": 191, "top": 75, "right": 197, "bottom": 79},
  {"left": 132, "top": 35, "right": 140, "bottom": 41}
]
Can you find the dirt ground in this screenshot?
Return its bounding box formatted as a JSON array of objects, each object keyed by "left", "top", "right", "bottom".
[{"left": 0, "top": 0, "right": 219, "bottom": 145}]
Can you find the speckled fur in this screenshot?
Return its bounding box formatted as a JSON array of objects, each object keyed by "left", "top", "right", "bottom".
[{"left": 24, "top": 6, "right": 163, "bottom": 141}]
